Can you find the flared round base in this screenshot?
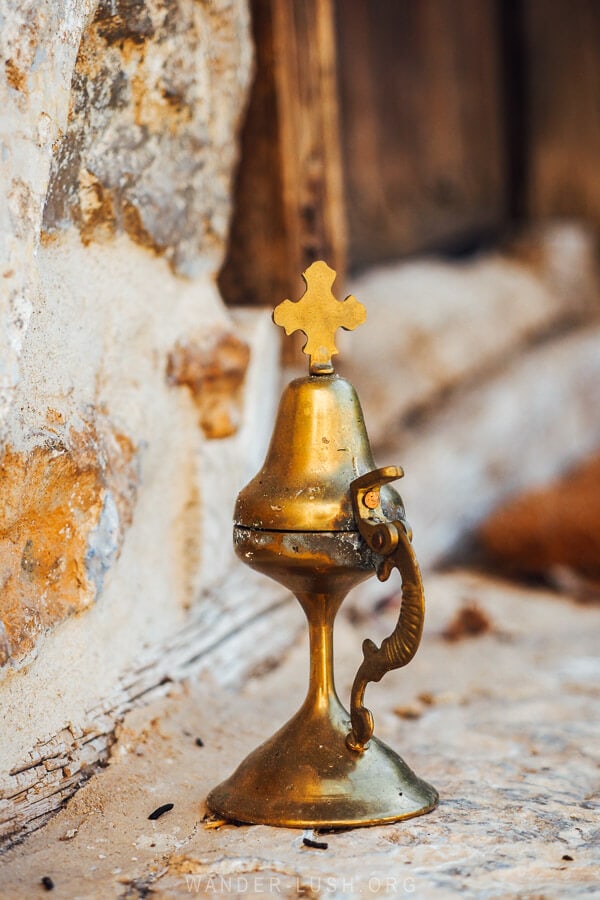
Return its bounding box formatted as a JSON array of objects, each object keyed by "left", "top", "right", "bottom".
[{"left": 206, "top": 695, "right": 437, "bottom": 828}]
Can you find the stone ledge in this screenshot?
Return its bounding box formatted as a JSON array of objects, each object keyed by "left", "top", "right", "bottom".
[{"left": 1, "top": 570, "right": 597, "bottom": 898}]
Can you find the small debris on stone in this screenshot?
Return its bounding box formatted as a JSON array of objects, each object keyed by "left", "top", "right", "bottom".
[
  {"left": 547, "top": 566, "right": 600, "bottom": 605},
  {"left": 41, "top": 876, "right": 54, "bottom": 891},
  {"left": 442, "top": 603, "right": 491, "bottom": 641},
  {"left": 373, "top": 593, "right": 398, "bottom": 615},
  {"left": 302, "top": 836, "right": 328, "bottom": 850},
  {"left": 247, "top": 655, "right": 283, "bottom": 679},
  {"left": 562, "top": 854, "right": 574, "bottom": 861},
  {"left": 195, "top": 737, "right": 204, "bottom": 747},
  {"left": 418, "top": 692, "right": 435, "bottom": 705},
  {"left": 202, "top": 816, "right": 228, "bottom": 830},
  {"left": 477, "top": 454, "right": 600, "bottom": 588},
  {"left": 148, "top": 803, "right": 174, "bottom": 820},
  {"left": 393, "top": 705, "right": 422, "bottom": 720},
  {"left": 344, "top": 604, "right": 364, "bottom": 625}
]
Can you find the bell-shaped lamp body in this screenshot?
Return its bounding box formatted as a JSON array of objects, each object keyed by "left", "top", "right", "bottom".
[{"left": 235, "top": 373, "right": 403, "bottom": 533}]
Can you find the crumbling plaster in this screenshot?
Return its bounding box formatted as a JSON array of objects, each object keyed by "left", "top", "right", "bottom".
[{"left": 0, "top": 0, "right": 283, "bottom": 839}]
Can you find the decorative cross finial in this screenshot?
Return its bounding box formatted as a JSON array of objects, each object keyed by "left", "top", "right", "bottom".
[{"left": 273, "top": 261, "right": 366, "bottom": 374}]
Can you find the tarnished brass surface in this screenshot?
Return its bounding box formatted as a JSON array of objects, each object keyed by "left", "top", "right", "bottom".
[
  {"left": 234, "top": 374, "right": 403, "bottom": 533},
  {"left": 207, "top": 262, "right": 437, "bottom": 828},
  {"left": 208, "top": 530, "right": 437, "bottom": 826},
  {"left": 346, "top": 467, "right": 426, "bottom": 753}
]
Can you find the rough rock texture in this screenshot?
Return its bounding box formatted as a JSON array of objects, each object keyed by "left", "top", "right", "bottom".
[
  {"left": 478, "top": 453, "right": 600, "bottom": 591},
  {"left": 167, "top": 331, "right": 251, "bottom": 439},
  {"left": 0, "top": 0, "right": 93, "bottom": 437},
  {"left": 1, "top": 571, "right": 598, "bottom": 897},
  {"left": 0, "top": 566, "right": 292, "bottom": 848},
  {"left": 0, "top": 0, "right": 280, "bottom": 844},
  {"left": 0, "top": 244, "right": 282, "bottom": 841},
  {"left": 0, "top": 421, "right": 138, "bottom": 665},
  {"left": 41, "top": 0, "right": 252, "bottom": 276}
]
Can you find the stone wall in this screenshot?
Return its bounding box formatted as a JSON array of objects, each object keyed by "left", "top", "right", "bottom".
[{"left": 0, "top": 0, "right": 285, "bottom": 843}]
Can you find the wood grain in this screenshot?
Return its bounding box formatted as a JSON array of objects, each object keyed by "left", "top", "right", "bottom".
[
  {"left": 524, "top": 0, "right": 600, "bottom": 227},
  {"left": 335, "top": 0, "right": 507, "bottom": 268},
  {"left": 219, "top": 0, "right": 346, "bottom": 312}
]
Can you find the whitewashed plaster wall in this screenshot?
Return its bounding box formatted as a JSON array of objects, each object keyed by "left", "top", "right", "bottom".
[{"left": 0, "top": 0, "right": 285, "bottom": 842}]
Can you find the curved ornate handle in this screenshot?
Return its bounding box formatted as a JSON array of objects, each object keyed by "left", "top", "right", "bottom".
[{"left": 346, "top": 467, "right": 425, "bottom": 753}]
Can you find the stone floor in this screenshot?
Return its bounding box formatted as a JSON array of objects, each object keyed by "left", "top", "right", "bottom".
[{"left": 2, "top": 570, "right": 599, "bottom": 898}]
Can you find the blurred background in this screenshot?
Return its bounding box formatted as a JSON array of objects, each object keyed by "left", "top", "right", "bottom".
[
  {"left": 220, "top": 0, "right": 600, "bottom": 599},
  {"left": 1, "top": 0, "right": 599, "bottom": 870},
  {"left": 3, "top": 0, "right": 598, "bottom": 859}
]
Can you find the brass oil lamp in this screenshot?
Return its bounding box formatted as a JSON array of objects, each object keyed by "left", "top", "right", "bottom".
[{"left": 207, "top": 261, "right": 438, "bottom": 827}]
